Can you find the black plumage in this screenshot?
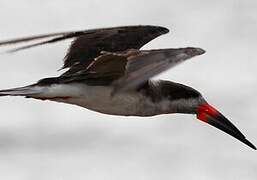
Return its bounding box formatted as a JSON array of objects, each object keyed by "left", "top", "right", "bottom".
[{"left": 138, "top": 80, "right": 201, "bottom": 103}]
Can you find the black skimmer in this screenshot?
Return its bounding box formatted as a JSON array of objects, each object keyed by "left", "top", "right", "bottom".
[{"left": 0, "top": 25, "right": 255, "bottom": 150}]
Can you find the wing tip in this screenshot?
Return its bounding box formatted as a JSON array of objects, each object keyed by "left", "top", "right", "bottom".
[
  {"left": 156, "top": 26, "right": 170, "bottom": 34},
  {"left": 122, "top": 25, "right": 169, "bottom": 35},
  {"left": 144, "top": 25, "right": 170, "bottom": 35}
]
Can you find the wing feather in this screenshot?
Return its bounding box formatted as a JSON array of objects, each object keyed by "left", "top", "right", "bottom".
[
  {"left": 112, "top": 48, "right": 192, "bottom": 93},
  {"left": 57, "top": 48, "right": 205, "bottom": 93},
  {"left": 0, "top": 25, "right": 169, "bottom": 72}
]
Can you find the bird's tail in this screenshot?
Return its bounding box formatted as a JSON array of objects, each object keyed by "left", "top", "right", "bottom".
[{"left": 0, "top": 85, "right": 44, "bottom": 97}]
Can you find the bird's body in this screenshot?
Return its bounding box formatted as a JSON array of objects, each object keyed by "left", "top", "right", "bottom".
[
  {"left": 33, "top": 83, "right": 151, "bottom": 116},
  {"left": 0, "top": 25, "right": 255, "bottom": 150},
  {"left": 22, "top": 80, "right": 203, "bottom": 116}
]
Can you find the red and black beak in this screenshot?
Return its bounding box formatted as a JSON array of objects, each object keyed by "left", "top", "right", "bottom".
[{"left": 197, "top": 103, "right": 256, "bottom": 150}]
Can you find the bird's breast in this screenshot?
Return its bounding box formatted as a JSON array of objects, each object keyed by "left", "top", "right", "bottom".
[{"left": 37, "top": 83, "right": 157, "bottom": 116}]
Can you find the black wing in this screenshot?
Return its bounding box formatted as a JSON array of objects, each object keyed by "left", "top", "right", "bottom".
[
  {"left": 0, "top": 25, "right": 169, "bottom": 72},
  {"left": 110, "top": 47, "right": 205, "bottom": 93},
  {"left": 42, "top": 47, "right": 204, "bottom": 93}
]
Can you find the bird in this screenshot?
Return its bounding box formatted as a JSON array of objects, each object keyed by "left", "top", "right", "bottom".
[{"left": 0, "top": 25, "right": 255, "bottom": 150}]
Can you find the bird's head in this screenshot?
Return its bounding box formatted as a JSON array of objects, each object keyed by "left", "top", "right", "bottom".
[{"left": 158, "top": 81, "right": 256, "bottom": 150}]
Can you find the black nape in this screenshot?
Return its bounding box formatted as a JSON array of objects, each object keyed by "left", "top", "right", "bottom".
[{"left": 139, "top": 80, "right": 201, "bottom": 102}]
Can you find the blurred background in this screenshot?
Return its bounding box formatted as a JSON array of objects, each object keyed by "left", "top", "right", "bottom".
[{"left": 0, "top": 0, "right": 256, "bottom": 179}]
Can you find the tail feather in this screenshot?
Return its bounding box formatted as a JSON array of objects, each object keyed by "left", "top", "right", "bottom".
[{"left": 0, "top": 85, "right": 44, "bottom": 96}]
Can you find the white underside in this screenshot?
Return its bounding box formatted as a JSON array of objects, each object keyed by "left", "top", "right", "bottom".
[{"left": 32, "top": 83, "right": 158, "bottom": 116}]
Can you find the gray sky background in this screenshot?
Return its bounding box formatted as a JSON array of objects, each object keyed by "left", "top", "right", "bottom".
[{"left": 0, "top": 0, "right": 256, "bottom": 179}]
